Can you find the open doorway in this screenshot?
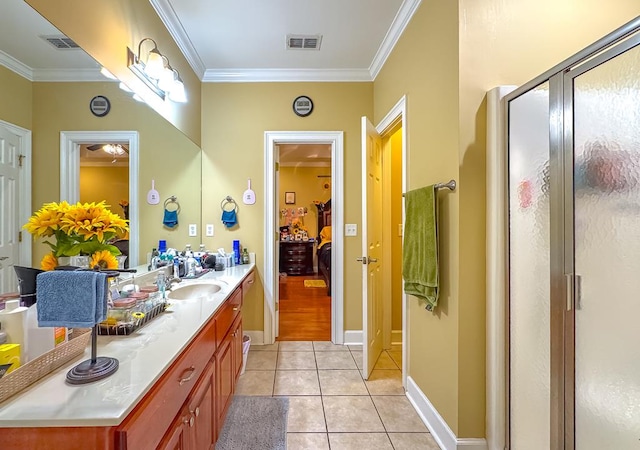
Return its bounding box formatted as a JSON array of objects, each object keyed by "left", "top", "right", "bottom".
[
  {"left": 264, "top": 131, "right": 344, "bottom": 345},
  {"left": 277, "top": 143, "right": 332, "bottom": 341}
]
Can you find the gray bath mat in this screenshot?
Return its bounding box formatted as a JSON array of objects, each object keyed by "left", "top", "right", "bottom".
[{"left": 216, "top": 396, "right": 289, "bottom": 450}]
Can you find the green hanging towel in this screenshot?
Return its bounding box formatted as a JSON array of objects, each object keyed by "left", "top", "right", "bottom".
[{"left": 402, "top": 185, "right": 438, "bottom": 310}]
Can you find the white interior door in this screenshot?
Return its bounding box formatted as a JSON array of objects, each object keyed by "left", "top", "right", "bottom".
[
  {"left": 0, "top": 125, "right": 21, "bottom": 294},
  {"left": 361, "top": 117, "right": 383, "bottom": 379},
  {"left": 274, "top": 144, "right": 280, "bottom": 337}
]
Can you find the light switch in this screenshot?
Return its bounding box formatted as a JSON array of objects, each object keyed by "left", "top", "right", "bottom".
[
  {"left": 345, "top": 224, "right": 357, "bottom": 236},
  {"left": 188, "top": 224, "right": 197, "bottom": 237},
  {"left": 206, "top": 224, "right": 214, "bottom": 237}
]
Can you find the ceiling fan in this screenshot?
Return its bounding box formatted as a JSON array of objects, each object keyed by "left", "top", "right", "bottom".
[{"left": 86, "top": 143, "right": 129, "bottom": 155}]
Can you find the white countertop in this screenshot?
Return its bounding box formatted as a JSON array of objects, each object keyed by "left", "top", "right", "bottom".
[{"left": 0, "top": 264, "right": 255, "bottom": 428}]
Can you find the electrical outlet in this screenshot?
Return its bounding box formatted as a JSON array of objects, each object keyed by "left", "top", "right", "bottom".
[
  {"left": 345, "top": 224, "right": 357, "bottom": 236},
  {"left": 206, "top": 224, "right": 214, "bottom": 237},
  {"left": 188, "top": 224, "right": 197, "bottom": 237}
]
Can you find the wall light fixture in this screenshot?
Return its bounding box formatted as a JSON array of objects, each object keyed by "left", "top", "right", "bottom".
[{"left": 127, "top": 38, "right": 187, "bottom": 103}]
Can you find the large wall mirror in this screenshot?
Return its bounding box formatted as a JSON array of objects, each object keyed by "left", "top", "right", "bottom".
[{"left": 0, "top": 0, "right": 202, "bottom": 283}]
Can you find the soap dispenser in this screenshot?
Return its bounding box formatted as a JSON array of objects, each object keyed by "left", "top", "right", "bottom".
[{"left": 186, "top": 251, "right": 197, "bottom": 278}]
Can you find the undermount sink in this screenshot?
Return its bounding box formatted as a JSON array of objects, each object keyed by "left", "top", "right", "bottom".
[{"left": 168, "top": 283, "right": 222, "bottom": 300}]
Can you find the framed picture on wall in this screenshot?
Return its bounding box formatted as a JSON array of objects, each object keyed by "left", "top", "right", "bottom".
[{"left": 285, "top": 192, "right": 296, "bottom": 204}]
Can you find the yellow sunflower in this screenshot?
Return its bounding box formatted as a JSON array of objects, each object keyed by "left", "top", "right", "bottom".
[
  {"left": 40, "top": 253, "right": 59, "bottom": 271},
  {"left": 90, "top": 250, "right": 118, "bottom": 270}
]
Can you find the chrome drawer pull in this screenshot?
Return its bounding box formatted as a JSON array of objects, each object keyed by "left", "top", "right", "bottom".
[
  {"left": 233, "top": 307, "right": 239, "bottom": 311},
  {"left": 178, "top": 366, "right": 196, "bottom": 385}
]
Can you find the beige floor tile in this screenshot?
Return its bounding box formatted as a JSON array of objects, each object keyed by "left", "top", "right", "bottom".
[
  {"left": 351, "top": 351, "right": 363, "bottom": 370},
  {"left": 322, "top": 396, "right": 385, "bottom": 432},
  {"left": 388, "top": 433, "right": 441, "bottom": 449},
  {"left": 318, "top": 370, "right": 368, "bottom": 395},
  {"left": 313, "top": 341, "right": 349, "bottom": 351},
  {"left": 285, "top": 396, "right": 327, "bottom": 432},
  {"left": 328, "top": 433, "right": 394, "bottom": 449},
  {"left": 372, "top": 396, "right": 428, "bottom": 432},
  {"left": 245, "top": 350, "right": 277, "bottom": 370},
  {"left": 315, "top": 351, "right": 358, "bottom": 369},
  {"left": 279, "top": 341, "right": 314, "bottom": 351},
  {"left": 364, "top": 369, "right": 405, "bottom": 395},
  {"left": 374, "top": 351, "right": 400, "bottom": 369},
  {"left": 274, "top": 370, "right": 320, "bottom": 395},
  {"left": 277, "top": 351, "right": 317, "bottom": 370},
  {"left": 250, "top": 342, "right": 280, "bottom": 351},
  {"left": 287, "top": 433, "right": 330, "bottom": 450},
  {"left": 234, "top": 370, "right": 275, "bottom": 396},
  {"left": 347, "top": 344, "right": 363, "bottom": 351}
]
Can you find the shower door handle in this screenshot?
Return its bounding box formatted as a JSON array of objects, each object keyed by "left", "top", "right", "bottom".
[
  {"left": 565, "top": 273, "right": 574, "bottom": 311},
  {"left": 575, "top": 274, "right": 582, "bottom": 310},
  {"left": 565, "top": 273, "right": 582, "bottom": 311}
]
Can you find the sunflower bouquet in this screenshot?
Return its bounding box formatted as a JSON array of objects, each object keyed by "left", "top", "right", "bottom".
[{"left": 23, "top": 201, "right": 129, "bottom": 271}]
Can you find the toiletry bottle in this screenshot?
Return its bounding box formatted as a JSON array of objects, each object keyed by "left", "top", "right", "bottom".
[
  {"left": 186, "top": 251, "right": 196, "bottom": 277},
  {"left": 241, "top": 248, "right": 250, "bottom": 264},
  {"left": 233, "top": 240, "right": 240, "bottom": 265},
  {"left": 0, "top": 299, "right": 27, "bottom": 361},
  {"left": 173, "top": 257, "right": 180, "bottom": 279},
  {"left": 0, "top": 323, "right": 7, "bottom": 345}
]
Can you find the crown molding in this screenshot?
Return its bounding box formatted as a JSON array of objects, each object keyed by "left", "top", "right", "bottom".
[
  {"left": 369, "top": 0, "right": 422, "bottom": 80},
  {"left": 203, "top": 68, "right": 372, "bottom": 83},
  {"left": 149, "top": 0, "right": 207, "bottom": 79},
  {"left": 0, "top": 50, "right": 33, "bottom": 80}
]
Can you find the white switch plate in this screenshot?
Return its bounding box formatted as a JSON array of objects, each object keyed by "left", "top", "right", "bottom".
[
  {"left": 188, "top": 224, "right": 197, "bottom": 237},
  {"left": 345, "top": 224, "right": 357, "bottom": 236},
  {"left": 205, "top": 224, "right": 214, "bottom": 237}
]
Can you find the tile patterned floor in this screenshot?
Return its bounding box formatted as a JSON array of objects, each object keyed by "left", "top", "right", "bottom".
[{"left": 236, "top": 341, "right": 442, "bottom": 449}]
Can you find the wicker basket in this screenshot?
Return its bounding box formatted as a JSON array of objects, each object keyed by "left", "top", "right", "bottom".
[{"left": 0, "top": 328, "right": 92, "bottom": 404}]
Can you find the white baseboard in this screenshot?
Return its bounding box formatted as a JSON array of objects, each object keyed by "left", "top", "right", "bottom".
[
  {"left": 391, "top": 329, "right": 402, "bottom": 345},
  {"left": 244, "top": 330, "right": 264, "bottom": 345},
  {"left": 406, "top": 376, "right": 488, "bottom": 450},
  {"left": 343, "top": 330, "right": 362, "bottom": 345}
]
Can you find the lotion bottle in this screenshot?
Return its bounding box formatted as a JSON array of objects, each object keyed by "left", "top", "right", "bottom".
[{"left": 0, "top": 299, "right": 27, "bottom": 362}]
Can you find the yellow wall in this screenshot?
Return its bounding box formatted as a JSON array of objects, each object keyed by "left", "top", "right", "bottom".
[
  {"left": 0, "top": 66, "right": 32, "bottom": 130},
  {"left": 390, "top": 129, "right": 403, "bottom": 332},
  {"left": 79, "top": 165, "right": 129, "bottom": 215},
  {"left": 201, "top": 82, "right": 372, "bottom": 331},
  {"left": 31, "top": 81, "right": 201, "bottom": 265},
  {"left": 374, "top": 0, "right": 640, "bottom": 439},
  {"left": 279, "top": 166, "right": 331, "bottom": 241},
  {"left": 26, "top": 0, "right": 202, "bottom": 146}
]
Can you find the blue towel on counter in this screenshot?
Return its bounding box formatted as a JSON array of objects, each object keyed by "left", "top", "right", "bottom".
[
  {"left": 221, "top": 209, "right": 237, "bottom": 228},
  {"left": 36, "top": 271, "right": 108, "bottom": 327},
  {"left": 163, "top": 209, "right": 179, "bottom": 228}
]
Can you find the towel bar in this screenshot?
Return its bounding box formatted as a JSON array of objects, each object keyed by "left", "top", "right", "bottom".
[{"left": 402, "top": 179, "right": 456, "bottom": 196}]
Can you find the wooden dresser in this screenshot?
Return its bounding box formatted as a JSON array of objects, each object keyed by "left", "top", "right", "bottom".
[{"left": 279, "top": 241, "right": 315, "bottom": 275}]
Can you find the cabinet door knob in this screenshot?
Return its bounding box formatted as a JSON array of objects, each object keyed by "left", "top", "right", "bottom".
[
  {"left": 189, "top": 415, "right": 195, "bottom": 427},
  {"left": 233, "top": 307, "right": 239, "bottom": 311},
  {"left": 178, "top": 366, "right": 196, "bottom": 385},
  {"left": 195, "top": 406, "right": 200, "bottom": 417}
]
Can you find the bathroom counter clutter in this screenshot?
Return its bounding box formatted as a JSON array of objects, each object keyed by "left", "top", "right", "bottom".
[{"left": 0, "top": 264, "right": 255, "bottom": 433}]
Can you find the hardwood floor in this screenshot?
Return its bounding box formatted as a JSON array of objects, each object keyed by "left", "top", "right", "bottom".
[{"left": 277, "top": 274, "right": 331, "bottom": 341}]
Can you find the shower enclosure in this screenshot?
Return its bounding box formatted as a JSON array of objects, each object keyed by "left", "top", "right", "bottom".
[{"left": 506, "top": 17, "right": 640, "bottom": 450}]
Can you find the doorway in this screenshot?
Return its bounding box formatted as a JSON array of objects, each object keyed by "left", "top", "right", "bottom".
[
  {"left": 0, "top": 119, "right": 31, "bottom": 294},
  {"left": 264, "top": 131, "right": 344, "bottom": 345},
  {"left": 277, "top": 143, "right": 332, "bottom": 340},
  {"left": 60, "top": 131, "right": 139, "bottom": 267}
]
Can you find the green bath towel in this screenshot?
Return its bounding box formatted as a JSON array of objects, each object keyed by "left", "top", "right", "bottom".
[{"left": 403, "top": 185, "right": 439, "bottom": 310}]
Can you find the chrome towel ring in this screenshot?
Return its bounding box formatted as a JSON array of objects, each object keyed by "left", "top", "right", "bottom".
[
  {"left": 221, "top": 196, "right": 238, "bottom": 212},
  {"left": 164, "top": 196, "right": 180, "bottom": 212}
]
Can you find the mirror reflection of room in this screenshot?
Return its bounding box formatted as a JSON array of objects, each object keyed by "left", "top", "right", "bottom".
[
  {"left": 79, "top": 143, "right": 130, "bottom": 267},
  {"left": 277, "top": 144, "right": 333, "bottom": 341}
]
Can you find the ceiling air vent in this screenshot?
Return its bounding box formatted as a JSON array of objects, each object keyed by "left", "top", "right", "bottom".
[
  {"left": 41, "top": 35, "right": 80, "bottom": 50},
  {"left": 286, "top": 34, "right": 322, "bottom": 51}
]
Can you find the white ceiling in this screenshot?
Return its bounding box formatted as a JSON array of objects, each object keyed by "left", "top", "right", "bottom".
[{"left": 0, "top": 0, "right": 419, "bottom": 83}]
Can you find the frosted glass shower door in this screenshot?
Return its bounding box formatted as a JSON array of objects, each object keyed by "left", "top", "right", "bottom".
[
  {"left": 571, "top": 41, "right": 640, "bottom": 449},
  {"left": 508, "top": 82, "right": 551, "bottom": 449}
]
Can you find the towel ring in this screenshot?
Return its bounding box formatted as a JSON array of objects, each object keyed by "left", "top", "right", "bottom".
[
  {"left": 164, "top": 196, "right": 180, "bottom": 212},
  {"left": 221, "top": 196, "right": 238, "bottom": 212}
]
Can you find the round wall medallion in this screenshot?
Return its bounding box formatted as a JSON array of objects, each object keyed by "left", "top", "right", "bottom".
[
  {"left": 89, "top": 95, "right": 111, "bottom": 117},
  {"left": 293, "top": 95, "right": 313, "bottom": 117}
]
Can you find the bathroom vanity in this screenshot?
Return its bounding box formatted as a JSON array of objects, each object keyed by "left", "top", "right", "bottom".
[{"left": 0, "top": 264, "right": 256, "bottom": 450}]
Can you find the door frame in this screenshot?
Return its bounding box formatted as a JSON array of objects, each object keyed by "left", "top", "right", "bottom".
[
  {"left": 0, "top": 119, "right": 32, "bottom": 267},
  {"left": 60, "top": 131, "right": 139, "bottom": 267},
  {"left": 264, "top": 131, "right": 344, "bottom": 344},
  {"left": 374, "top": 95, "right": 407, "bottom": 385}
]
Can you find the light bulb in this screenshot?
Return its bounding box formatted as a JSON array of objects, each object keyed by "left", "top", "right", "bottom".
[{"left": 144, "top": 48, "right": 165, "bottom": 79}]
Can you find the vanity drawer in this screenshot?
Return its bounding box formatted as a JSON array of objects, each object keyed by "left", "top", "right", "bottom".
[
  {"left": 215, "top": 287, "right": 242, "bottom": 345},
  {"left": 242, "top": 269, "right": 255, "bottom": 296},
  {"left": 115, "top": 317, "right": 216, "bottom": 450}
]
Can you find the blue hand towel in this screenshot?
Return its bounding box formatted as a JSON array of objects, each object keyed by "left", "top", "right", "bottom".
[
  {"left": 221, "top": 210, "right": 237, "bottom": 228},
  {"left": 402, "top": 185, "right": 439, "bottom": 310},
  {"left": 163, "top": 209, "right": 179, "bottom": 228},
  {"left": 36, "top": 271, "right": 108, "bottom": 327}
]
